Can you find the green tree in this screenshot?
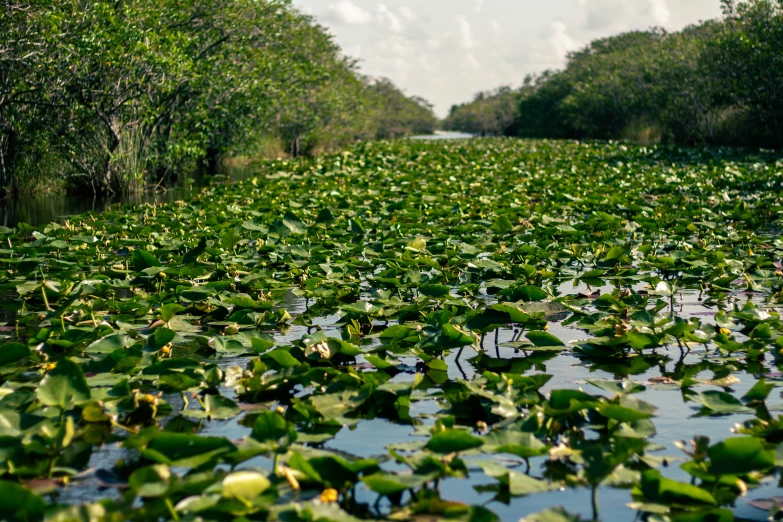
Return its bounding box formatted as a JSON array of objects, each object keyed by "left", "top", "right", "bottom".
[
  {"left": 1, "top": 0, "right": 437, "bottom": 194},
  {"left": 442, "top": 86, "right": 518, "bottom": 136},
  {"left": 704, "top": 0, "right": 783, "bottom": 146}
]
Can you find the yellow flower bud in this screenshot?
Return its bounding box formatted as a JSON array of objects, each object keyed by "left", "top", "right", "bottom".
[{"left": 319, "top": 488, "right": 338, "bottom": 503}]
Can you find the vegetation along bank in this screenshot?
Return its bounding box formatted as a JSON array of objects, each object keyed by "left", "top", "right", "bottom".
[
  {"left": 0, "top": 0, "right": 437, "bottom": 195},
  {"left": 443, "top": 0, "right": 783, "bottom": 149}
]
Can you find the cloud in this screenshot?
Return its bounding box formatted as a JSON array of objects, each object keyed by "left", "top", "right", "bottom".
[
  {"left": 377, "top": 4, "right": 403, "bottom": 34},
  {"left": 344, "top": 43, "right": 363, "bottom": 59},
  {"left": 648, "top": 0, "right": 670, "bottom": 25},
  {"left": 548, "top": 21, "right": 577, "bottom": 61},
  {"left": 398, "top": 6, "right": 417, "bottom": 22},
  {"left": 490, "top": 20, "right": 503, "bottom": 36},
  {"left": 580, "top": 0, "right": 671, "bottom": 32},
  {"left": 463, "top": 52, "right": 480, "bottom": 70},
  {"left": 403, "top": 25, "right": 430, "bottom": 41},
  {"left": 529, "top": 21, "right": 579, "bottom": 67},
  {"left": 419, "top": 54, "right": 436, "bottom": 73},
  {"left": 474, "top": 0, "right": 485, "bottom": 14},
  {"left": 457, "top": 16, "right": 477, "bottom": 49},
  {"left": 325, "top": 0, "right": 372, "bottom": 25}
]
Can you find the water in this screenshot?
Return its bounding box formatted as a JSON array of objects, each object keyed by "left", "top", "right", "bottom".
[
  {"left": 11, "top": 134, "right": 777, "bottom": 521},
  {"left": 0, "top": 133, "right": 473, "bottom": 228},
  {"left": 0, "top": 186, "right": 194, "bottom": 229},
  {"left": 0, "top": 166, "right": 256, "bottom": 229},
  {"left": 53, "top": 283, "right": 774, "bottom": 521},
  {"left": 409, "top": 131, "right": 475, "bottom": 140}
]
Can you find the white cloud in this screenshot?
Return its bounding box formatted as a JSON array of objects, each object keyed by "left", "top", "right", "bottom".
[
  {"left": 580, "top": 0, "right": 672, "bottom": 32},
  {"left": 325, "top": 1, "right": 372, "bottom": 25},
  {"left": 649, "top": 0, "right": 670, "bottom": 25},
  {"left": 549, "top": 21, "right": 577, "bottom": 61},
  {"left": 457, "top": 16, "right": 477, "bottom": 49},
  {"left": 463, "top": 53, "right": 480, "bottom": 70},
  {"left": 419, "top": 54, "right": 436, "bottom": 73},
  {"left": 489, "top": 20, "right": 503, "bottom": 47},
  {"left": 531, "top": 21, "right": 579, "bottom": 67},
  {"left": 474, "top": 0, "right": 485, "bottom": 14},
  {"left": 344, "top": 43, "right": 363, "bottom": 58},
  {"left": 403, "top": 25, "right": 430, "bottom": 41},
  {"left": 399, "top": 6, "right": 417, "bottom": 22},
  {"left": 377, "top": 4, "right": 403, "bottom": 34}
]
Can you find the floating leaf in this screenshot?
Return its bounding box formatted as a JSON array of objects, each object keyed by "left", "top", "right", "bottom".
[
  {"left": 36, "top": 357, "right": 91, "bottom": 410},
  {"left": 708, "top": 437, "right": 774, "bottom": 475},
  {"left": 526, "top": 331, "right": 565, "bottom": 348},
  {"left": 222, "top": 471, "right": 271, "bottom": 501},
  {"left": 689, "top": 391, "right": 752, "bottom": 414},
  {"left": 361, "top": 473, "right": 428, "bottom": 495},
  {"left": 426, "top": 429, "right": 484, "bottom": 454}
]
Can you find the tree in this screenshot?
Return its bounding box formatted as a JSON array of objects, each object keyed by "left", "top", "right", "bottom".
[
  {"left": 442, "top": 86, "right": 518, "bottom": 136},
  {"left": 0, "top": 0, "right": 437, "bottom": 194}
]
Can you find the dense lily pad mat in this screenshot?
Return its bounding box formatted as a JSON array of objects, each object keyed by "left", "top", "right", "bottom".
[{"left": 1, "top": 138, "right": 783, "bottom": 521}]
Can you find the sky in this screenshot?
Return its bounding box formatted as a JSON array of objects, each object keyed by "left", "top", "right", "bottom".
[{"left": 293, "top": 0, "right": 723, "bottom": 118}]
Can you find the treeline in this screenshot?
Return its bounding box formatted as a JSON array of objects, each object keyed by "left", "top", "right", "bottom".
[
  {"left": 443, "top": 0, "right": 783, "bottom": 148},
  {"left": 0, "top": 0, "right": 436, "bottom": 195},
  {"left": 442, "top": 87, "right": 518, "bottom": 137}
]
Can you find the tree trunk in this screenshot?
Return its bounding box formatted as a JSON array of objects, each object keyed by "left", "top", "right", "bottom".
[
  {"left": 290, "top": 135, "right": 301, "bottom": 158},
  {"left": 0, "top": 130, "right": 18, "bottom": 194},
  {"left": 102, "top": 121, "right": 121, "bottom": 194},
  {"left": 152, "top": 118, "right": 175, "bottom": 185},
  {"left": 205, "top": 145, "right": 222, "bottom": 176}
]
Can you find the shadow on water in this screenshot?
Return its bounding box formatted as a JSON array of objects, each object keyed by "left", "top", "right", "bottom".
[
  {"left": 0, "top": 134, "right": 472, "bottom": 229},
  {"left": 0, "top": 164, "right": 258, "bottom": 229}
]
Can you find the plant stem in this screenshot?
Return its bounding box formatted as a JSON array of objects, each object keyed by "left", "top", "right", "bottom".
[
  {"left": 164, "top": 497, "right": 180, "bottom": 521},
  {"left": 41, "top": 284, "right": 51, "bottom": 311},
  {"left": 591, "top": 485, "right": 599, "bottom": 520}
]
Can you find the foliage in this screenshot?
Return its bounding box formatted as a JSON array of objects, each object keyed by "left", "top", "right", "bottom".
[
  {"left": 442, "top": 86, "right": 518, "bottom": 136},
  {"left": 0, "top": 138, "right": 781, "bottom": 519},
  {"left": 363, "top": 78, "right": 438, "bottom": 140},
  {"left": 448, "top": 0, "right": 783, "bottom": 148},
  {"left": 0, "top": 0, "right": 435, "bottom": 194}
]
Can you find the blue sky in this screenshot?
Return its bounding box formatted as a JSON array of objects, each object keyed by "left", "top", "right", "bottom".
[{"left": 294, "top": 0, "right": 723, "bottom": 117}]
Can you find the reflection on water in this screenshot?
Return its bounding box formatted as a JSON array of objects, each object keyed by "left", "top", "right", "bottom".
[
  {"left": 0, "top": 165, "right": 257, "bottom": 229},
  {"left": 1, "top": 135, "right": 475, "bottom": 229},
  {"left": 0, "top": 188, "right": 189, "bottom": 228}
]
